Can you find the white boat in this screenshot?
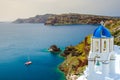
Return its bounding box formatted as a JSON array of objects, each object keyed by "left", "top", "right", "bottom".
[{"left": 25, "top": 61, "right": 32, "bottom": 65}]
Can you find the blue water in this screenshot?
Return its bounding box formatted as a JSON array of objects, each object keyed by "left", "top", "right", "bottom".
[{"left": 0, "top": 23, "right": 97, "bottom": 80}]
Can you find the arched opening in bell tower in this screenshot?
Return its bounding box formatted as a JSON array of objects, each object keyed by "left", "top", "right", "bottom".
[
  {"left": 95, "top": 41, "right": 99, "bottom": 52},
  {"left": 103, "top": 41, "right": 106, "bottom": 51}
]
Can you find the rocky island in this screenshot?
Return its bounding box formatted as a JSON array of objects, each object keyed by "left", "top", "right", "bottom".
[
  {"left": 13, "top": 13, "right": 120, "bottom": 25},
  {"left": 48, "top": 45, "right": 61, "bottom": 53}
]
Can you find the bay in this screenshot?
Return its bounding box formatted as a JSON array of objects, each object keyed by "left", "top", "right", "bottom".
[{"left": 0, "top": 23, "right": 97, "bottom": 80}]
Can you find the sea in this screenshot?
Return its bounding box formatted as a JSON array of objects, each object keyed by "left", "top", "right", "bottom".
[{"left": 0, "top": 23, "right": 97, "bottom": 80}]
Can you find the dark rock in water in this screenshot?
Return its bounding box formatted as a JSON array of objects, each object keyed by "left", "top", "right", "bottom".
[{"left": 48, "top": 45, "right": 61, "bottom": 53}]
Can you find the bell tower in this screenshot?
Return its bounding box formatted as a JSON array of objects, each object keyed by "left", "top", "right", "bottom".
[{"left": 88, "top": 22, "right": 116, "bottom": 80}]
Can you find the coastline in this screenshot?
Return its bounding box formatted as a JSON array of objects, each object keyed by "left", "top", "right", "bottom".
[
  {"left": 56, "top": 65, "right": 66, "bottom": 80},
  {"left": 56, "top": 54, "right": 66, "bottom": 80},
  {"left": 58, "top": 35, "right": 91, "bottom": 80},
  {"left": 45, "top": 23, "right": 100, "bottom": 27}
]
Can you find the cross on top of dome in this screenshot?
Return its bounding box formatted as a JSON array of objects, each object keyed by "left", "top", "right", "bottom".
[{"left": 100, "top": 21, "right": 104, "bottom": 26}]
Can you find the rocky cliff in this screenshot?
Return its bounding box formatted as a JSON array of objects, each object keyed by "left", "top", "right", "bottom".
[
  {"left": 13, "top": 13, "right": 120, "bottom": 25},
  {"left": 45, "top": 13, "right": 119, "bottom": 25}
]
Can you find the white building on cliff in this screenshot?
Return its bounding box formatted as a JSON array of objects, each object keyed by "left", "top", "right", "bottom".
[{"left": 88, "top": 22, "right": 120, "bottom": 80}]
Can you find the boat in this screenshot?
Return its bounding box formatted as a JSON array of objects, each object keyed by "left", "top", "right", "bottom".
[{"left": 25, "top": 61, "right": 32, "bottom": 65}]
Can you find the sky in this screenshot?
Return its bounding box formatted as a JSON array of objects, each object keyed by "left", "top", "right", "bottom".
[{"left": 0, "top": 0, "right": 120, "bottom": 21}]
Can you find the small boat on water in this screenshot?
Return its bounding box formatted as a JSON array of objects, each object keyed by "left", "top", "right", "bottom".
[
  {"left": 25, "top": 55, "right": 32, "bottom": 66},
  {"left": 25, "top": 61, "right": 32, "bottom": 65}
]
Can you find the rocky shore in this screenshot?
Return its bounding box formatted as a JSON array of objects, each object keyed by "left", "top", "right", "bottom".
[{"left": 59, "top": 35, "right": 91, "bottom": 80}]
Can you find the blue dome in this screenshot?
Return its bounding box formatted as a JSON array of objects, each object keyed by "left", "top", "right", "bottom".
[{"left": 93, "top": 25, "right": 111, "bottom": 38}]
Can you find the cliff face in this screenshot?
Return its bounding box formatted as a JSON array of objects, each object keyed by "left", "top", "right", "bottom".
[
  {"left": 13, "top": 14, "right": 54, "bottom": 23},
  {"left": 13, "top": 13, "right": 120, "bottom": 25},
  {"left": 59, "top": 35, "right": 91, "bottom": 79},
  {"left": 59, "top": 20, "right": 120, "bottom": 80},
  {"left": 45, "top": 14, "right": 119, "bottom": 25}
]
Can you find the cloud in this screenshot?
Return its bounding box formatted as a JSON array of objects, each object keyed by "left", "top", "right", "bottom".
[{"left": 0, "top": 0, "right": 120, "bottom": 21}]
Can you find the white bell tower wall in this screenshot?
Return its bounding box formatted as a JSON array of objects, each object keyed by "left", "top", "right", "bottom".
[{"left": 110, "top": 37, "right": 114, "bottom": 52}]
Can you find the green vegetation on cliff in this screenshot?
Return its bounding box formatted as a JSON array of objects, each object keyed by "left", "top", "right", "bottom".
[{"left": 59, "top": 35, "right": 91, "bottom": 79}]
